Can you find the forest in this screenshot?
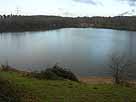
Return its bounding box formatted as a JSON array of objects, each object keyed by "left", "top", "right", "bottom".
[{"left": 0, "top": 15, "right": 136, "bottom": 32}]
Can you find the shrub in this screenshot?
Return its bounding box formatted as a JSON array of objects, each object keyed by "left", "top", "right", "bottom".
[
  {"left": 0, "top": 64, "right": 11, "bottom": 71},
  {"left": 31, "top": 64, "right": 79, "bottom": 82},
  {"left": 0, "top": 78, "right": 21, "bottom": 102},
  {"left": 109, "top": 55, "right": 135, "bottom": 85}
]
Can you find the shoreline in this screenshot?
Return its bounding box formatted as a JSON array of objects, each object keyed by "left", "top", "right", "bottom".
[
  {"left": 1, "top": 66, "right": 136, "bottom": 84},
  {"left": 0, "top": 66, "right": 113, "bottom": 84},
  {"left": 0, "top": 15, "right": 136, "bottom": 33},
  {"left": 80, "top": 77, "right": 136, "bottom": 85},
  {"left": 0, "top": 27, "right": 136, "bottom": 33},
  {"left": 80, "top": 76, "right": 113, "bottom": 84}
]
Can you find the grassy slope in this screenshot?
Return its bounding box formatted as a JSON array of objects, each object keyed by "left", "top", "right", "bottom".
[{"left": 0, "top": 71, "right": 136, "bottom": 102}]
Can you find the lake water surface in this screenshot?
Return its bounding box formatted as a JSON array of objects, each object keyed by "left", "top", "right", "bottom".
[{"left": 0, "top": 28, "right": 136, "bottom": 76}]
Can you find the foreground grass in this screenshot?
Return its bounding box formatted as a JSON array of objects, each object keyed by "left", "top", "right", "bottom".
[{"left": 0, "top": 71, "right": 136, "bottom": 102}]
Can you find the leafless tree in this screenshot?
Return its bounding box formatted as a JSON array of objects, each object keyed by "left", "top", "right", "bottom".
[{"left": 109, "top": 55, "right": 135, "bottom": 84}]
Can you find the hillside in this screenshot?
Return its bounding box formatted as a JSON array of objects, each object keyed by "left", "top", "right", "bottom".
[
  {"left": 0, "top": 15, "right": 136, "bottom": 32},
  {"left": 0, "top": 71, "right": 136, "bottom": 102}
]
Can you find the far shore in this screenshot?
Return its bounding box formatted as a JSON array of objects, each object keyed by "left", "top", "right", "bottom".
[
  {"left": 0, "top": 15, "right": 136, "bottom": 33},
  {"left": 0, "top": 26, "right": 136, "bottom": 33}
]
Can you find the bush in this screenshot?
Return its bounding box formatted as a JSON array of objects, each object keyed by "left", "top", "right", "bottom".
[
  {"left": 31, "top": 64, "right": 79, "bottom": 82},
  {"left": 109, "top": 55, "right": 135, "bottom": 85},
  {"left": 0, "top": 64, "right": 11, "bottom": 71},
  {"left": 0, "top": 78, "right": 21, "bottom": 102}
]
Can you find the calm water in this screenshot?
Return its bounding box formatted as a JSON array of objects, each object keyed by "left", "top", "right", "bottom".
[{"left": 0, "top": 28, "right": 136, "bottom": 76}]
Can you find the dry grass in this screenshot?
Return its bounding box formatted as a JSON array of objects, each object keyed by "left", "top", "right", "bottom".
[{"left": 80, "top": 77, "right": 113, "bottom": 84}]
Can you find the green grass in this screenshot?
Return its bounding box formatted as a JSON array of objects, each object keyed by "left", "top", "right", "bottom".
[{"left": 0, "top": 71, "right": 136, "bottom": 102}]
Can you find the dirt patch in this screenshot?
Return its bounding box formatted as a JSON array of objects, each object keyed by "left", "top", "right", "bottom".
[
  {"left": 80, "top": 77, "right": 136, "bottom": 86},
  {"left": 80, "top": 77, "right": 113, "bottom": 84}
]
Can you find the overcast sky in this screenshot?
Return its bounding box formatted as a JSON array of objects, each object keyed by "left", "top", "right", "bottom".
[{"left": 0, "top": 0, "right": 136, "bottom": 17}]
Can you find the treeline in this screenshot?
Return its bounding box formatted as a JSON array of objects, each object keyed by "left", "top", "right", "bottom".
[
  {"left": 89, "top": 16, "right": 136, "bottom": 31},
  {"left": 0, "top": 15, "right": 136, "bottom": 32}
]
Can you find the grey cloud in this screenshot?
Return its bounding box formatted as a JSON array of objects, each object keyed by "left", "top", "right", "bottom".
[
  {"left": 73, "top": 0, "right": 98, "bottom": 5},
  {"left": 74, "top": 0, "right": 136, "bottom": 6},
  {"left": 120, "top": 0, "right": 136, "bottom": 6},
  {"left": 118, "top": 9, "right": 135, "bottom": 16}
]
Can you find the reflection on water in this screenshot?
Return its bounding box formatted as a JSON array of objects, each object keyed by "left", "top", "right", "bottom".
[{"left": 0, "top": 28, "right": 136, "bottom": 76}]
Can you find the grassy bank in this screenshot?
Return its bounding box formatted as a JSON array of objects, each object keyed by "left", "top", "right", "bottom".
[{"left": 0, "top": 71, "right": 136, "bottom": 102}]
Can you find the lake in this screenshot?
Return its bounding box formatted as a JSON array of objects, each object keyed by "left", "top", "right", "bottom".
[{"left": 0, "top": 28, "right": 136, "bottom": 77}]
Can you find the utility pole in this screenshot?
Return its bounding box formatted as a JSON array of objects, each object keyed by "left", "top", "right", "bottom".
[{"left": 16, "top": 7, "right": 21, "bottom": 15}]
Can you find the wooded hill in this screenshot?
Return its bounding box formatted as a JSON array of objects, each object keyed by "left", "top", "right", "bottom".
[{"left": 0, "top": 15, "right": 136, "bottom": 32}]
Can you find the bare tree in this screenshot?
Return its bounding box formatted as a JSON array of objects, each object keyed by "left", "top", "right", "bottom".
[{"left": 109, "top": 55, "right": 135, "bottom": 84}]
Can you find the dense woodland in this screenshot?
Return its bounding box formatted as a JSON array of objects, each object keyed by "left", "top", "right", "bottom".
[{"left": 0, "top": 15, "right": 136, "bottom": 32}]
